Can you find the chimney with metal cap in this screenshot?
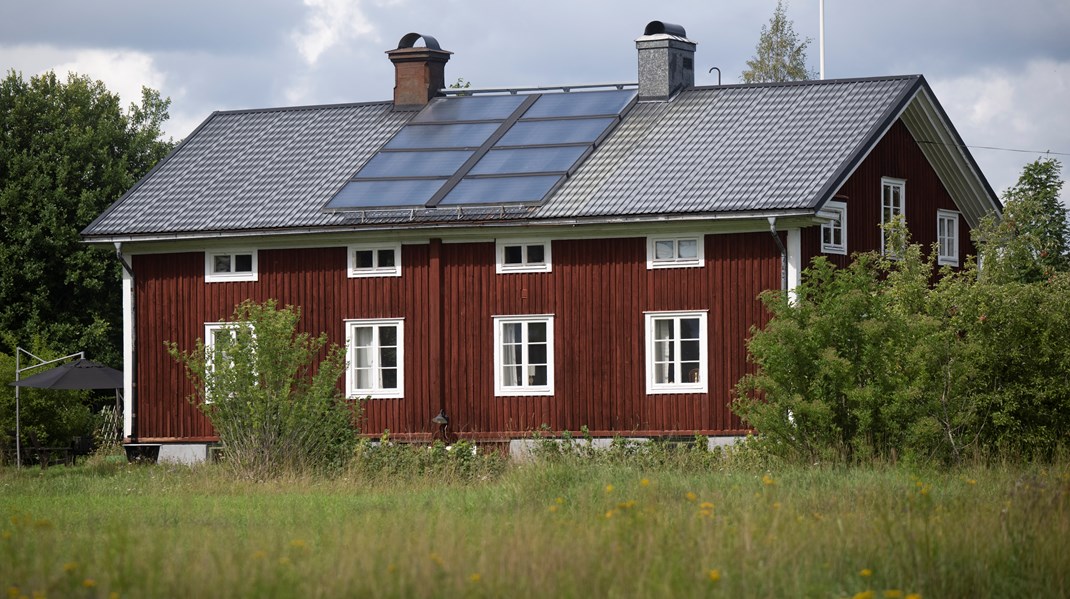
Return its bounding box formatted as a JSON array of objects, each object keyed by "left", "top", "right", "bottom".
[
  {"left": 386, "top": 33, "right": 452, "bottom": 110},
  {"left": 635, "top": 21, "right": 696, "bottom": 101}
]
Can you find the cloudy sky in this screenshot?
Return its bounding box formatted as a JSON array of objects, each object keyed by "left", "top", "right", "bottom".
[{"left": 2, "top": 0, "right": 1068, "bottom": 206}]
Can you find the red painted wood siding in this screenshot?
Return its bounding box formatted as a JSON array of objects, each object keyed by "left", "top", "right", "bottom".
[
  {"left": 133, "top": 232, "right": 779, "bottom": 440},
  {"left": 801, "top": 119, "right": 979, "bottom": 270}
]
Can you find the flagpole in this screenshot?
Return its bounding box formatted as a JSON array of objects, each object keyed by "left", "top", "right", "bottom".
[{"left": 819, "top": 0, "right": 826, "bottom": 79}]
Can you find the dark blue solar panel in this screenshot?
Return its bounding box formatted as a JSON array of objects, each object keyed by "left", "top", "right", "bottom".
[
  {"left": 385, "top": 123, "right": 498, "bottom": 149},
  {"left": 523, "top": 89, "right": 636, "bottom": 119},
  {"left": 495, "top": 118, "right": 616, "bottom": 147},
  {"left": 468, "top": 146, "right": 588, "bottom": 175},
  {"left": 355, "top": 150, "right": 474, "bottom": 178},
  {"left": 413, "top": 95, "right": 528, "bottom": 123},
  {"left": 439, "top": 175, "right": 562, "bottom": 206},
  {"left": 324, "top": 179, "right": 445, "bottom": 209}
]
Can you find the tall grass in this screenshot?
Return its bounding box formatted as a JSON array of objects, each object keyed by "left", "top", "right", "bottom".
[{"left": 1, "top": 459, "right": 1067, "bottom": 598}]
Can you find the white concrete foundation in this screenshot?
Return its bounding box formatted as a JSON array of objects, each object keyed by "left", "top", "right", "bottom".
[{"left": 157, "top": 444, "right": 209, "bottom": 465}]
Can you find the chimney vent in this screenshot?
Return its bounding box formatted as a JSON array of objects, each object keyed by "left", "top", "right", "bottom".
[
  {"left": 386, "top": 33, "right": 453, "bottom": 110},
  {"left": 635, "top": 21, "right": 696, "bottom": 102}
]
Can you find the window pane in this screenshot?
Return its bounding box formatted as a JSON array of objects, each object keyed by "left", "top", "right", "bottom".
[
  {"left": 381, "top": 368, "right": 398, "bottom": 389},
  {"left": 353, "top": 326, "right": 373, "bottom": 346},
  {"left": 654, "top": 340, "right": 673, "bottom": 361},
  {"left": 354, "top": 347, "right": 371, "bottom": 369},
  {"left": 502, "top": 323, "right": 522, "bottom": 344},
  {"left": 529, "top": 343, "right": 547, "bottom": 365},
  {"left": 677, "top": 239, "right": 698, "bottom": 259},
  {"left": 654, "top": 319, "right": 673, "bottom": 341},
  {"left": 526, "top": 244, "right": 545, "bottom": 264},
  {"left": 654, "top": 363, "right": 671, "bottom": 384},
  {"left": 379, "top": 325, "right": 397, "bottom": 347},
  {"left": 234, "top": 254, "right": 253, "bottom": 272},
  {"left": 822, "top": 226, "right": 833, "bottom": 245},
  {"left": 655, "top": 240, "right": 675, "bottom": 260},
  {"left": 355, "top": 250, "right": 374, "bottom": 269},
  {"left": 380, "top": 347, "right": 397, "bottom": 368},
  {"left": 377, "top": 249, "right": 396, "bottom": 268},
  {"left": 355, "top": 368, "right": 371, "bottom": 389},
  {"left": 681, "top": 340, "right": 700, "bottom": 362},
  {"left": 682, "top": 362, "right": 701, "bottom": 383},
  {"left": 213, "top": 255, "right": 231, "bottom": 273},
  {"left": 528, "top": 322, "right": 547, "bottom": 343},
  {"left": 504, "top": 245, "right": 523, "bottom": 264},
  {"left": 529, "top": 365, "right": 547, "bottom": 386},
  {"left": 502, "top": 343, "right": 521, "bottom": 367},
  {"left": 680, "top": 318, "right": 701, "bottom": 339}
]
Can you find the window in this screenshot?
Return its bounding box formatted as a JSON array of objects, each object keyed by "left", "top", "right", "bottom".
[
  {"left": 821, "top": 200, "right": 848, "bottom": 255},
  {"left": 205, "top": 250, "right": 258, "bottom": 282},
  {"left": 345, "top": 319, "right": 404, "bottom": 399},
  {"left": 348, "top": 242, "right": 401, "bottom": 278},
  {"left": 495, "top": 239, "right": 552, "bottom": 273},
  {"left": 644, "top": 311, "right": 708, "bottom": 394},
  {"left": 646, "top": 235, "right": 704, "bottom": 269},
  {"left": 881, "top": 178, "right": 906, "bottom": 256},
  {"left": 494, "top": 315, "right": 554, "bottom": 396},
  {"left": 203, "top": 322, "right": 253, "bottom": 402},
  {"left": 937, "top": 210, "right": 960, "bottom": 266}
]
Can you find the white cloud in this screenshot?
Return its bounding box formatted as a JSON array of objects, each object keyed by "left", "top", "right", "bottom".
[
  {"left": 50, "top": 49, "right": 168, "bottom": 110},
  {"left": 931, "top": 59, "right": 1070, "bottom": 207},
  {"left": 291, "top": 0, "right": 378, "bottom": 65}
]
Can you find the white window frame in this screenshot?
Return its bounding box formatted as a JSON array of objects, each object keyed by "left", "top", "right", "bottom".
[
  {"left": 493, "top": 315, "right": 555, "bottom": 397},
  {"left": 495, "top": 239, "right": 552, "bottom": 274},
  {"left": 204, "top": 250, "right": 258, "bottom": 282},
  {"left": 347, "top": 242, "right": 402, "bottom": 278},
  {"left": 345, "top": 318, "right": 404, "bottom": 399},
  {"left": 937, "top": 209, "right": 960, "bottom": 267},
  {"left": 820, "top": 200, "right": 848, "bottom": 255},
  {"left": 880, "top": 177, "right": 906, "bottom": 257},
  {"left": 646, "top": 234, "right": 705, "bottom": 269},
  {"left": 203, "top": 321, "right": 253, "bottom": 403},
  {"left": 644, "top": 310, "right": 708, "bottom": 395}
]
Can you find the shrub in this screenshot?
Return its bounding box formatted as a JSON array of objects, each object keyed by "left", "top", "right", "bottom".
[{"left": 167, "top": 300, "right": 357, "bottom": 479}]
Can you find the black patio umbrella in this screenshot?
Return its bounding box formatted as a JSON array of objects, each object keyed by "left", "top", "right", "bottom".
[{"left": 10, "top": 358, "right": 122, "bottom": 390}]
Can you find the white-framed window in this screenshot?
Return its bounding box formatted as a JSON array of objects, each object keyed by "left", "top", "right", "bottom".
[
  {"left": 205, "top": 250, "right": 258, "bottom": 282},
  {"left": 493, "top": 315, "right": 554, "bottom": 396},
  {"left": 644, "top": 311, "right": 708, "bottom": 395},
  {"left": 495, "top": 239, "right": 552, "bottom": 274},
  {"left": 345, "top": 319, "right": 404, "bottom": 399},
  {"left": 646, "top": 235, "right": 704, "bottom": 269},
  {"left": 820, "top": 200, "right": 848, "bottom": 255},
  {"left": 881, "top": 177, "right": 906, "bottom": 256},
  {"left": 203, "top": 321, "right": 253, "bottom": 403},
  {"left": 937, "top": 210, "right": 960, "bottom": 267},
  {"left": 347, "top": 242, "right": 401, "bottom": 278}
]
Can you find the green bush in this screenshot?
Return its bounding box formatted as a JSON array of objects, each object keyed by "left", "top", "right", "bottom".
[
  {"left": 348, "top": 432, "right": 506, "bottom": 482},
  {"left": 167, "top": 300, "right": 357, "bottom": 479}
]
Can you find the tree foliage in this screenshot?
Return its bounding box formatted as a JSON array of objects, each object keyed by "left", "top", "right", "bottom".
[
  {"left": 974, "top": 157, "right": 1068, "bottom": 283},
  {"left": 0, "top": 70, "right": 173, "bottom": 366},
  {"left": 742, "top": 0, "right": 815, "bottom": 83},
  {"left": 167, "top": 300, "right": 358, "bottom": 479}
]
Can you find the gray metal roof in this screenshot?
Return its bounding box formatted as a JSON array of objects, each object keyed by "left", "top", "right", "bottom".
[{"left": 84, "top": 75, "right": 958, "bottom": 239}]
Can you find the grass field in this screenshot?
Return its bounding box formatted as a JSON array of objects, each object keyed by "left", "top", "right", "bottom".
[{"left": 1, "top": 457, "right": 1068, "bottom": 598}]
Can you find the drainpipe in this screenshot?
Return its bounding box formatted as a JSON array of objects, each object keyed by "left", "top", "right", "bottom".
[
  {"left": 767, "top": 217, "right": 788, "bottom": 292},
  {"left": 114, "top": 243, "right": 137, "bottom": 442}
]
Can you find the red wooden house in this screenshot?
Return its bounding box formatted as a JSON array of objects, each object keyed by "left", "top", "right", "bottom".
[{"left": 82, "top": 22, "right": 1000, "bottom": 462}]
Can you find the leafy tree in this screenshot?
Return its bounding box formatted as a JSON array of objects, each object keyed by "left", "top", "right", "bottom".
[
  {"left": 974, "top": 158, "right": 1068, "bottom": 283},
  {"left": 742, "top": 0, "right": 815, "bottom": 83},
  {"left": 168, "top": 300, "right": 358, "bottom": 479},
  {"left": 0, "top": 70, "right": 173, "bottom": 367}
]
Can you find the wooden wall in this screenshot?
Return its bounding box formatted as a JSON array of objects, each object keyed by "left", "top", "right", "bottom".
[{"left": 132, "top": 231, "right": 779, "bottom": 441}]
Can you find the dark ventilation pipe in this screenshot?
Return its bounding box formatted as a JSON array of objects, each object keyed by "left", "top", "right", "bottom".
[
  {"left": 767, "top": 217, "right": 789, "bottom": 292},
  {"left": 644, "top": 21, "right": 687, "bottom": 37},
  {"left": 114, "top": 243, "right": 137, "bottom": 442}
]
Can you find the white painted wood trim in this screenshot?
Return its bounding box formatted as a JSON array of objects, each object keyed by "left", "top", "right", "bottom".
[
  {"left": 121, "top": 252, "right": 134, "bottom": 438},
  {"left": 787, "top": 228, "right": 802, "bottom": 303}
]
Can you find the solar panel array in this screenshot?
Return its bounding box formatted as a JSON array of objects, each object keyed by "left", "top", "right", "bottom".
[{"left": 323, "top": 89, "right": 636, "bottom": 211}]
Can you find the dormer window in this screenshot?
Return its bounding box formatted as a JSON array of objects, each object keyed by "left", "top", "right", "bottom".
[
  {"left": 646, "top": 235, "right": 704, "bottom": 269},
  {"left": 496, "top": 240, "right": 552, "bottom": 273},
  {"left": 205, "top": 250, "right": 258, "bottom": 282},
  {"left": 348, "top": 242, "right": 402, "bottom": 278}
]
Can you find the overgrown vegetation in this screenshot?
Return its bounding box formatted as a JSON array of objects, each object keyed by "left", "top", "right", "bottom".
[
  {"left": 734, "top": 159, "right": 1070, "bottom": 465},
  {"left": 167, "top": 300, "right": 358, "bottom": 479}
]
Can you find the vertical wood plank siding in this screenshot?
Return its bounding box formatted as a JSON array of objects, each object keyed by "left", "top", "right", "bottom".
[
  {"left": 801, "top": 119, "right": 979, "bottom": 269},
  {"left": 134, "top": 232, "right": 778, "bottom": 440}
]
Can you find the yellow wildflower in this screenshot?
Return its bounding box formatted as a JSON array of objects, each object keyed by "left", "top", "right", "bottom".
[
  {"left": 289, "top": 539, "right": 307, "bottom": 550},
  {"left": 251, "top": 550, "right": 267, "bottom": 560},
  {"left": 548, "top": 505, "right": 559, "bottom": 513},
  {"left": 884, "top": 590, "right": 904, "bottom": 598},
  {"left": 604, "top": 509, "right": 616, "bottom": 519},
  {"left": 699, "top": 502, "right": 714, "bottom": 510},
  {"left": 430, "top": 553, "right": 444, "bottom": 568},
  {"left": 640, "top": 478, "right": 650, "bottom": 487},
  {"left": 708, "top": 569, "right": 721, "bottom": 583},
  {"left": 685, "top": 492, "right": 698, "bottom": 502},
  {"left": 81, "top": 580, "right": 96, "bottom": 589},
  {"left": 852, "top": 591, "right": 875, "bottom": 599},
  {"left": 62, "top": 562, "right": 78, "bottom": 573},
  {"left": 33, "top": 591, "right": 47, "bottom": 599},
  {"left": 469, "top": 573, "right": 481, "bottom": 584},
  {"left": 109, "top": 593, "right": 120, "bottom": 599},
  {"left": 905, "top": 594, "right": 922, "bottom": 599},
  {"left": 277, "top": 557, "right": 291, "bottom": 567},
  {"left": 762, "top": 474, "right": 775, "bottom": 486},
  {"left": 387, "top": 564, "right": 397, "bottom": 574},
  {"left": 8, "top": 587, "right": 20, "bottom": 599},
  {"left": 555, "top": 497, "right": 565, "bottom": 505},
  {"left": 617, "top": 500, "right": 636, "bottom": 510},
  {"left": 967, "top": 479, "right": 976, "bottom": 485},
  {"left": 859, "top": 568, "right": 873, "bottom": 577},
  {"left": 605, "top": 484, "right": 614, "bottom": 493},
  {"left": 772, "top": 501, "right": 781, "bottom": 510},
  {"left": 1, "top": 531, "right": 10, "bottom": 540}
]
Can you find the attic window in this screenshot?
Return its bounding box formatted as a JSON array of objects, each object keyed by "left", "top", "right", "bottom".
[
  {"left": 205, "top": 250, "right": 258, "bottom": 282},
  {"left": 348, "top": 242, "right": 401, "bottom": 278},
  {"left": 496, "top": 239, "right": 552, "bottom": 274},
  {"left": 821, "top": 200, "right": 848, "bottom": 255},
  {"left": 646, "top": 235, "right": 704, "bottom": 269}
]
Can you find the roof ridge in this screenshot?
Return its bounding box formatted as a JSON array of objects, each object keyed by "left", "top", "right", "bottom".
[
  {"left": 213, "top": 99, "right": 394, "bottom": 116},
  {"left": 690, "top": 74, "right": 921, "bottom": 91}
]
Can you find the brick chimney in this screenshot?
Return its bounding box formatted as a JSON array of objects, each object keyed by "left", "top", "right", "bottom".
[
  {"left": 635, "top": 21, "right": 696, "bottom": 102},
  {"left": 386, "top": 33, "right": 452, "bottom": 110}
]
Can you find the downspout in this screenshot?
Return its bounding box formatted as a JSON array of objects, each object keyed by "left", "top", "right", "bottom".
[
  {"left": 114, "top": 243, "right": 137, "bottom": 442},
  {"left": 767, "top": 217, "right": 788, "bottom": 292}
]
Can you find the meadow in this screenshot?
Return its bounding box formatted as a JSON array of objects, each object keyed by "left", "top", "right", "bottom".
[{"left": 1, "top": 456, "right": 1067, "bottom": 598}]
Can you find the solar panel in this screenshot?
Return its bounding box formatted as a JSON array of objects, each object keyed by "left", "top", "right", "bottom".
[
  {"left": 413, "top": 94, "right": 528, "bottom": 123},
  {"left": 384, "top": 123, "right": 499, "bottom": 149},
  {"left": 495, "top": 118, "right": 616, "bottom": 147},
  {"left": 523, "top": 89, "right": 636, "bottom": 119},
  {"left": 439, "top": 175, "right": 563, "bottom": 206},
  {"left": 468, "top": 146, "right": 588, "bottom": 175},
  {"left": 324, "top": 179, "right": 445, "bottom": 210},
  {"left": 356, "top": 150, "right": 474, "bottom": 178}
]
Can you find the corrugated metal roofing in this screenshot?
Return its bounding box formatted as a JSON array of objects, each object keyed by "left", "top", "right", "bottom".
[{"left": 83, "top": 76, "right": 921, "bottom": 238}]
